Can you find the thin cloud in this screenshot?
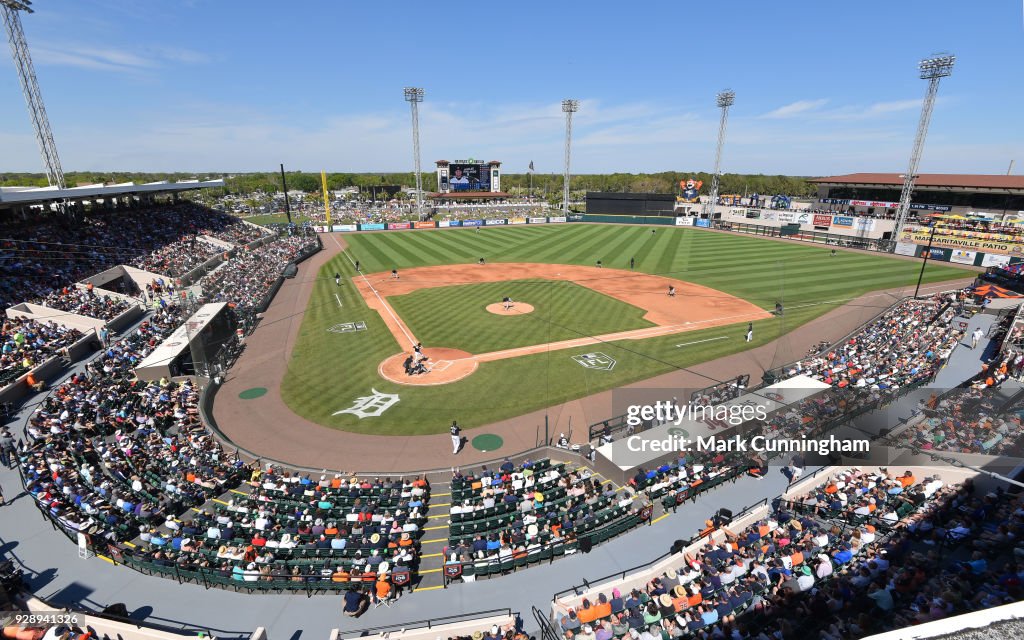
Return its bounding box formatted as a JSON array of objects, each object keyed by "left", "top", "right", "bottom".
[
  {"left": 759, "top": 99, "right": 829, "bottom": 119},
  {"left": 32, "top": 42, "right": 208, "bottom": 73}
]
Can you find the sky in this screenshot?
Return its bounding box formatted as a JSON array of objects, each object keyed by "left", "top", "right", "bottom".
[{"left": 0, "top": 0, "right": 1022, "bottom": 176}]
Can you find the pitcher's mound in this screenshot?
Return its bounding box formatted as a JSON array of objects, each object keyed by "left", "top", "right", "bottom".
[
  {"left": 379, "top": 348, "right": 478, "bottom": 386},
  {"left": 485, "top": 302, "right": 535, "bottom": 315}
]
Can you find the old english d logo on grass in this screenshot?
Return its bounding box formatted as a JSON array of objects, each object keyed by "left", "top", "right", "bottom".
[{"left": 333, "top": 388, "right": 400, "bottom": 419}]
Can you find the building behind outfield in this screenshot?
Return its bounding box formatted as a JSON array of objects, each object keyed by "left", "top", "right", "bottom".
[{"left": 810, "top": 173, "right": 1024, "bottom": 217}]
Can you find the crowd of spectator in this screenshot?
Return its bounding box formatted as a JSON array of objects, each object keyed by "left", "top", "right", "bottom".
[
  {"left": 782, "top": 294, "right": 964, "bottom": 391},
  {"left": 555, "top": 466, "right": 1021, "bottom": 640},
  {"left": 131, "top": 235, "right": 225, "bottom": 278},
  {"left": 889, "top": 387, "right": 1024, "bottom": 456},
  {"left": 1, "top": 317, "right": 83, "bottom": 387},
  {"left": 445, "top": 459, "right": 640, "bottom": 569},
  {"left": 35, "top": 287, "right": 135, "bottom": 321},
  {"left": 199, "top": 235, "right": 317, "bottom": 312},
  {"left": 0, "top": 203, "right": 271, "bottom": 311},
  {"left": 148, "top": 469, "right": 431, "bottom": 591},
  {"left": 19, "top": 302, "right": 246, "bottom": 541}
]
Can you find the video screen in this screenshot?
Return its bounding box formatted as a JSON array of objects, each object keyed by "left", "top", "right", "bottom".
[{"left": 448, "top": 163, "right": 490, "bottom": 192}]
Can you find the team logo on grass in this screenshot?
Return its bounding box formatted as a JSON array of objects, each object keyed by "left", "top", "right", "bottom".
[
  {"left": 572, "top": 352, "right": 616, "bottom": 371},
  {"left": 328, "top": 321, "right": 367, "bottom": 334},
  {"left": 333, "top": 388, "right": 400, "bottom": 419}
]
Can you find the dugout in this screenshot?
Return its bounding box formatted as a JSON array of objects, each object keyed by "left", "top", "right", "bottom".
[{"left": 585, "top": 192, "right": 676, "bottom": 216}]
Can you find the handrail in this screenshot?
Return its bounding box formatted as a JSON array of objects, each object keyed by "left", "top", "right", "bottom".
[
  {"left": 550, "top": 495, "right": 769, "bottom": 601},
  {"left": 337, "top": 608, "right": 515, "bottom": 637}
]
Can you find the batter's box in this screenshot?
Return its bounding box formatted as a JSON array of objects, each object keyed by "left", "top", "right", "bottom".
[
  {"left": 431, "top": 360, "right": 453, "bottom": 372},
  {"left": 328, "top": 321, "right": 367, "bottom": 334},
  {"left": 572, "top": 352, "right": 616, "bottom": 371}
]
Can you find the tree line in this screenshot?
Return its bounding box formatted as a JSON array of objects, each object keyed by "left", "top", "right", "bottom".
[{"left": 1, "top": 170, "right": 817, "bottom": 198}]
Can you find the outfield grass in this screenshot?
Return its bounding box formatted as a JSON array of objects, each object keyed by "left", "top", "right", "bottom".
[
  {"left": 280, "top": 225, "right": 972, "bottom": 435},
  {"left": 387, "top": 279, "right": 654, "bottom": 354}
]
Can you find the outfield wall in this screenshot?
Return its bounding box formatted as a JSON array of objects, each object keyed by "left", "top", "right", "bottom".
[{"left": 313, "top": 216, "right": 571, "bottom": 233}]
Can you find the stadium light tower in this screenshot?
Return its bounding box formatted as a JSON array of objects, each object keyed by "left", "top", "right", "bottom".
[
  {"left": 2, "top": 0, "right": 65, "bottom": 189},
  {"left": 892, "top": 54, "right": 955, "bottom": 243},
  {"left": 561, "top": 99, "right": 579, "bottom": 216},
  {"left": 403, "top": 87, "right": 425, "bottom": 218},
  {"left": 705, "top": 89, "right": 735, "bottom": 218}
]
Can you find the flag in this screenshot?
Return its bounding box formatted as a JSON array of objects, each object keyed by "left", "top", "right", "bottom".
[{"left": 528, "top": 161, "right": 535, "bottom": 173}]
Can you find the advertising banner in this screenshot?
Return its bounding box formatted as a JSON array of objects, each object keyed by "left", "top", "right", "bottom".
[
  {"left": 761, "top": 210, "right": 776, "bottom": 221},
  {"left": 849, "top": 199, "right": 897, "bottom": 209},
  {"left": 484, "top": 219, "right": 507, "bottom": 226},
  {"left": 462, "top": 219, "right": 483, "bottom": 227},
  {"left": 509, "top": 217, "right": 527, "bottom": 225},
  {"left": 413, "top": 221, "right": 436, "bottom": 229},
  {"left": 695, "top": 219, "right": 711, "bottom": 228},
  {"left": 331, "top": 224, "right": 358, "bottom": 232},
  {"left": 675, "top": 217, "right": 694, "bottom": 226},
  {"left": 549, "top": 216, "right": 568, "bottom": 223},
  {"left": 529, "top": 217, "right": 547, "bottom": 224},
  {"left": 853, "top": 218, "right": 876, "bottom": 231},
  {"left": 777, "top": 212, "right": 796, "bottom": 223},
  {"left": 832, "top": 216, "right": 854, "bottom": 228},
  {"left": 899, "top": 226, "right": 1024, "bottom": 256},
  {"left": 388, "top": 222, "right": 412, "bottom": 230},
  {"left": 813, "top": 214, "right": 832, "bottom": 226},
  {"left": 568, "top": 215, "right": 584, "bottom": 221},
  {"left": 795, "top": 212, "right": 812, "bottom": 224},
  {"left": 313, "top": 225, "right": 326, "bottom": 233},
  {"left": 359, "top": 223, "right": 385, "bottom": 231},
  {"left": 438, "top": 220, "right": 461, "bottom": 227},
  {"left": 894, "top": 242, "right": 918, "bottom": 257},
  {"left": 982, "top": 254, "right": 1012, "bottom": 268},
  {"left": 949, "top": 249, "right": 978, "bottom": 265},
  {"left": 929, "top": 247, "right": 946, "bottom": 260},
  {"left": 820, "top": 198, "right": 950, "bottom": 212}
]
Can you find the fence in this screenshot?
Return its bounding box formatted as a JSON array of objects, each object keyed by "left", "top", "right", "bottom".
[
  {"left": 714, "top": 221, "right": 893, "bottom": 252},
  {"left": 333, "top": 608, "right": 516, "bottom": 639}
]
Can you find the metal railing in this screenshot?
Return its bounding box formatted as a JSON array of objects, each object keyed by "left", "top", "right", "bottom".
[
  {"left": 550, "top": 495, "right": 770, "bottom": 601},
  {"left": 337, "top": 608, "right": 516, "bottom": 638}
]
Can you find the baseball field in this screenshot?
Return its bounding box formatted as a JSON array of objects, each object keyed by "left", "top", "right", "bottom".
[{"left": 278, "top": 224, "right": 969, "bottom": 435}]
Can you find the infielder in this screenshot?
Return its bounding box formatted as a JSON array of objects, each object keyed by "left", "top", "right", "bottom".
[{"left": 745, "top": 322, "right": 753, "bottom": 342}]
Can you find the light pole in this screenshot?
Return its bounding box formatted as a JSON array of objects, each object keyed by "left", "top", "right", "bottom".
[
  {"left": 561, "top": 99, "right": 579, "bottom": 216},
  {"left": 914, "top": 221, "right": 938, "bottom": 298},
  {"left": 705, "top": 90, "right": 735, "bottom": 218},
  {"left": 403, "top": 87, "right": 425, "bottom": 219},
  {"left": 2, "top": 0, "right": 65, "bottom": 189},
  {"left": 892, "top": 54, "right": 955, "bottom": 243}
]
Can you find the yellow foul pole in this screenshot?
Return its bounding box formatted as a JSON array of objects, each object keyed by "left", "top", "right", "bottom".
[{"left": 321, "top": 170, "right": 332, "bottom": 229}]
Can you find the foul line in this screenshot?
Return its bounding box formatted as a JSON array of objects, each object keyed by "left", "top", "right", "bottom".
[
  {"left": 334, "top": 293, "right": 343, "bottom": 308},
  {"left": 675, "top": 335, "right": 729, "bottom": 348},
  {"left": 329, "top": 233, "right": 416, "bottom": 349}
]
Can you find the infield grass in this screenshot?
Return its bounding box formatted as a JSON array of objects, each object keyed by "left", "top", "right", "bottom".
[
  {"left": 280, "top": 225, "right": 972, "bottom": 435},
  {"left": 387, "top": 279, "right": 654, "bottom": 354}
]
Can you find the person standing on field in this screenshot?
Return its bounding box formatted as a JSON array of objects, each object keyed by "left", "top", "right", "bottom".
[
  {"left": 450, "top": 421, "right": 462, "bottom": 455},
  {"left": 745, "top": 323, "right": 753, "bottom": 342}
]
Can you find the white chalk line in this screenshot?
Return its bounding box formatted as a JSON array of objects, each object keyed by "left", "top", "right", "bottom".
[
  {"left": 675, "top": 336, "right": 729, "bottom": 348},
  {"left": 327, "top": 233, "right": 417, "bottom": 349}
]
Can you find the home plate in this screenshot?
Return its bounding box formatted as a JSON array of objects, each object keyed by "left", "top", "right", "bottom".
[{"left": 432, "top": 360, "right": 453, "bottom": 372}]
